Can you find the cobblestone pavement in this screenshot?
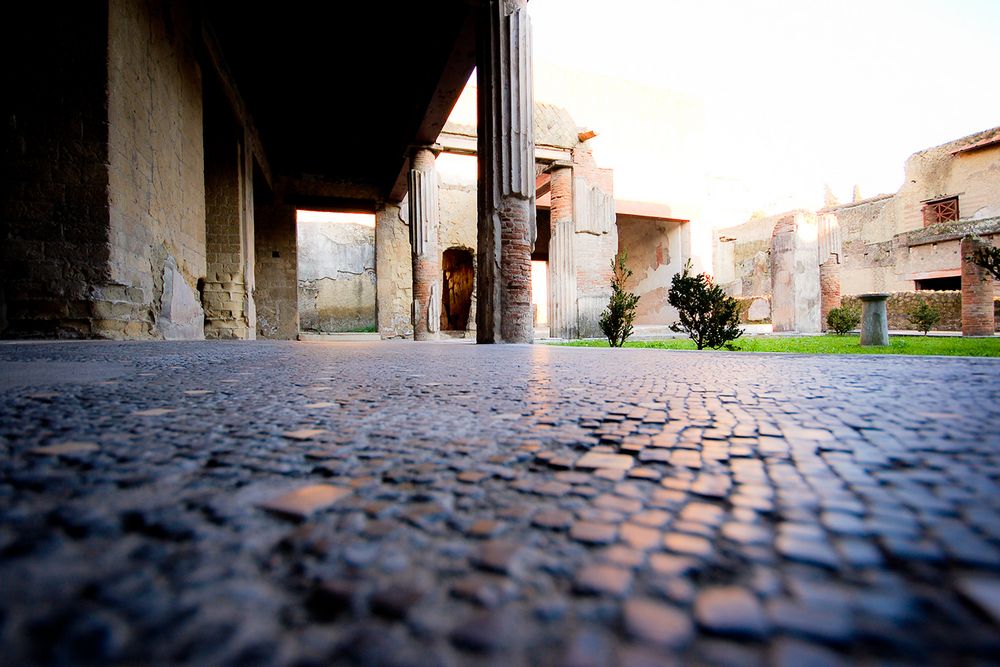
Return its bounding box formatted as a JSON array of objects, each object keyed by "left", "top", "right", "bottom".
[{"left": 2, "top": 340, "right": 1000, "bottom": 667}]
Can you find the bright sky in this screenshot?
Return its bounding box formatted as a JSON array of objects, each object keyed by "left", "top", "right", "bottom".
[{"left": 527, "top": 0, "right": 1000, "bottom": 220}]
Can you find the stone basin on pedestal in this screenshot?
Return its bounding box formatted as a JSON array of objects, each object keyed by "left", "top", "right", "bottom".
[{"left": 859, "top": 293, "right": 890, "bottom": 346}]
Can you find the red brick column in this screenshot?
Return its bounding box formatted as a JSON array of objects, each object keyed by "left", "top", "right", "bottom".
[
  {"left": 548, "top": 163, "right": 577, "bottom": 339},
  {"left": 408, "top": 146, "right": 441, "bottom": 341},
  {"left": 962, "top": 236, "right": 996, "bottom": 336},
  {"left": 476, "top": 0, "right": 535, "bottom": 344},
  {"left": 819, "top": 258, "right": 841, "bottom": 331}
]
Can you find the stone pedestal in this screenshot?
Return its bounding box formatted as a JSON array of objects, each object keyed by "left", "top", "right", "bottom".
[
  {"left": 859, "top": 293, "right": 890, "bottom": 346},
  {"left": 547, "top": 162, "right": 577, "bottom": 339},
  {"left": 961, "top": 236, "right": 996, "bottom": 336},
  {"left": 476, "top": 0, "right": 535, "bottom": 344},
  {"left": 408, "top": 146, "right": 441, "bottom": 341}
]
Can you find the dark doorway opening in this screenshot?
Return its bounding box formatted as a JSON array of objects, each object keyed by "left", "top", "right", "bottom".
[
  {"left": 441, "top": 247, "right": 474, "bottom": 331},
  {"left": 916, "top": 276, "right": 961, "bottom": 291}
]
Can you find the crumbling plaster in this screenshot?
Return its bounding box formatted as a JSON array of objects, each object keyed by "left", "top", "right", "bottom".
[
  {"left": 107, "top": 0, "right": 207, "bottom": 339},
  {"left": 297, "top": 220, "right": 376, "bottom": 333}
]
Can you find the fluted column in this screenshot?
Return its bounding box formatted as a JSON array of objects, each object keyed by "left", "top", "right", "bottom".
[
  {"left": 408, "top": 146, "right": 441, "bottom": 341},
  {"left": 476, "top": 0, "right": 535, "bottom": 344},
  {"left": 548, "top": 162, "right": 577, "bottom": 339}
]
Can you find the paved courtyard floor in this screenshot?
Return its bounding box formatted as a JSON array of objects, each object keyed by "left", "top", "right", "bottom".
[{"left": 1, "top": 340, "right": 999, "bottom": 666}]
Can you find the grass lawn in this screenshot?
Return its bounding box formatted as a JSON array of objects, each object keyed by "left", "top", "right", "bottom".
[{"left": 554, "top": 334, "right": 1000, "bottom": 357}]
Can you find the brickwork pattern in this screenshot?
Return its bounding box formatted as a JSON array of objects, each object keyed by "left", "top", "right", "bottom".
[
  {"left": 1, "top": 3, "right": 113, "bottom": 338},
  {"left": 409, "top": 149, "right": 442, "bottom": 340},
  {"left": 254, "top": 203, "right": 298, "bottom": 339},
  {"left": 819, "top": 260, "right": 842, "bottom": 332},
  {"left": 962, "top": 236, "right": 997, "bottom": 336},
  {"left": 499, "top": 198, "right": 535, "bottom": 342},
  {"left": 203, "top": 94, "right": 249, "bottom": 340}
]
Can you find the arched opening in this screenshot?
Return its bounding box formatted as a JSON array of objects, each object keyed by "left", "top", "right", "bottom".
[{"left": 441, "top": 247, "right": 474, "bottom": 331}]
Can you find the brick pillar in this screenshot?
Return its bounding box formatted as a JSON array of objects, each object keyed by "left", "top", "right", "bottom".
[
  {"left": 548, "top": 162, "right": 577, "bottom": 339},
  {"left": 819, "top": 258, "right": 841, "bottom": 331},
  {"left": 253, "top": 202, "right": 298, "bottom": 340},
  {"left": 476, "top": 0, "right": 535, "bottom": 344},
  {"left": 408, "top": 146, "right": 441, "bottom": 341},
  {"left": 961, "top": 236, "right": 996, "bottom": 336},
  {"left": 203, "top": 89, "right": 254, "bottom": 339}
]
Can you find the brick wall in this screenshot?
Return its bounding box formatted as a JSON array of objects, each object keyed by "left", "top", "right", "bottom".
[
  {"left": 819, "top": 259, "right": 841, "bottom": 331},
  {"left": 841, "top": 291, "right": 1000, "bottom": 332},
  {"left": 254, "top": 203, "right": 298, "bottom": 339},
  {"left": 961, "top": 236, "right": 997, "bottom": 335},
  {"left": 1, "top": 3, "right": 112, "bottom": 337}
]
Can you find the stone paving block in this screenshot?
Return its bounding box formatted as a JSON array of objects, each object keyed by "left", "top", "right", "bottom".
[
  {"left": 575, "top": 452, "right": 635, "bottom": 471},
  {"left": 571, "top": 521, "right": 619, "bottom": 545},
  {"left": 282, "top": 429, "right": 328, "bottom": 440},
  {"left": 574, "top": 564, "right": 633, "bottom": 596},
  {"left": 694, "top": 586, "right": 769, "bottom": 638},
  {"left": 957, "top": 576, "right": 1000, "bottom": 625},
  {"left": 622, "top": 597, "right": 693, "bottom": 648},
  {"left": 131, "top": 408, "right": 175, "bottom": 417},
  {"left": 28, "top": 441, "right": 100, "bottom": 455}
]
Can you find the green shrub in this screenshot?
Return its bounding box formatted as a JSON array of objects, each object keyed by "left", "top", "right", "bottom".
[
  {"left": 667, "top": 261, "right": 744, "bottom": 350},
  {"left": 599, "top": 251, "right": 640, "bottom": 347},
  {"left": 826, "top": 306, "right": 860, "bottom": 335},
  {"left": 907, "top": 301, "right": 940, "bottom": 335}
]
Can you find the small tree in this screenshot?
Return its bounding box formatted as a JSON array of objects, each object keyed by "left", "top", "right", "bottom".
[
  {"left": 966, "top": 235, "right": 1000, "bottom": 280},
  {"left": 907, "top": 301, "right": 940, "bottom": 335},
  {"left": 599, "top": 251, "right": 640, "bottom": 347},
  {"left": 826, "top": 306, "right": 860, "bottom": 335},
  {"left": 667, "top": 261, "right": 744, "bottom": 350}
]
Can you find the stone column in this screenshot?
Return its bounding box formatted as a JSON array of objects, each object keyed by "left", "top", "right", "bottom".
[
  {"left": 408, "top": 146, "right": 441, "bottom": 341},
  {"left": 859, "top": 293, "right": 890, "bottom": 346},
  {"left": 547, "top": 162, "right": 577, "bottom": 339},
  {"left": 961, "top": 236, "right": 996, "bottom": 336},
  {"left": 476, "top": 0, "right": 535, "bottom": 344},
  {"left": 819, "top": 258, "right": 841, "bottom": 332}
]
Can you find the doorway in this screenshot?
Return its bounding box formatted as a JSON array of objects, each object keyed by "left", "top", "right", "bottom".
[{"left": 441, "top": 247, "right": 474, "bottom": 331}]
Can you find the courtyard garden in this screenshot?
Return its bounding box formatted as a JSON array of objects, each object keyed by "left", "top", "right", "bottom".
[{"left": 555, "top": 334, "right": 1000, "bottom": 357}]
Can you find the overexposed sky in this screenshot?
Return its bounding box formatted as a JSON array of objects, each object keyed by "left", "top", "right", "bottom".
[{"left": 527, "top": 0, "right": 1000, "bottom": 219}]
